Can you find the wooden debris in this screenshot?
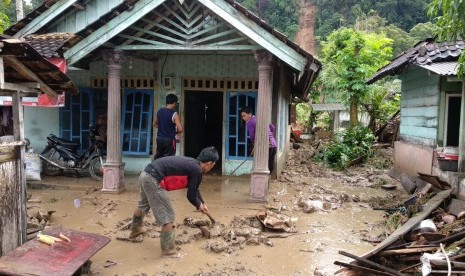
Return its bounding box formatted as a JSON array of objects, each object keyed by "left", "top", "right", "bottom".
[{"left": 338, "top": 250, "right": 404, "bottom": 276}]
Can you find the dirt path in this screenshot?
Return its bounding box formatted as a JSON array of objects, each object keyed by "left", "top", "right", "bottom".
[{"left": 27, "top": 146, "right": 406, "bottom": 275}]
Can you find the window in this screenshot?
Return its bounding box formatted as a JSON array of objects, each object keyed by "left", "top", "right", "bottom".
[
  {"left": 226, "top": 92, "right": 256, "bottom": 159},
  {"left": 60, "top": 88, "right": 94, "bottom": 151},
  {"left": 121, "top": 89, "right": 154, "bottom": 155}
]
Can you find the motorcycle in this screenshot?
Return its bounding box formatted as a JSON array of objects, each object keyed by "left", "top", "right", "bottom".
[{"left": 39, "top": 125, "right": 106, "bottom": 181}]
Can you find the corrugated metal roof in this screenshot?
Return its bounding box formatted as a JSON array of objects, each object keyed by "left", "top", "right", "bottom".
[
  {"left": 311, "top": 103, "right": 346, "bottom": 111},
  {"left": 417, "top": 61, "right": 459, "bottom": 76},
  {"left": 367, "top": 39, "right": 465, "bottom": 84}
]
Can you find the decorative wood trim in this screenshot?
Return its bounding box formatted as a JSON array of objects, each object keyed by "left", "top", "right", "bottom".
[
  {"left": 91, "top": 77, "right": 158, "bottom": 89},
  {"left": 182, "top": 77, "right": 258, "bottom": 91}
]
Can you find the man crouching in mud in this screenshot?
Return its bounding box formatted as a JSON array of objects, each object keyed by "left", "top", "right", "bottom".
[{"left": 128, "top": 146, "right": 219, "bottom": 257}]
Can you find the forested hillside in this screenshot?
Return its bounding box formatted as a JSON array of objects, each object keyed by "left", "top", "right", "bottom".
[{"left": 236, "top": 0, "right": 432, "bottom": 55}]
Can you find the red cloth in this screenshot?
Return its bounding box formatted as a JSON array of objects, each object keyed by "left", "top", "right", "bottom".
[{"left": 159, "top": 176, "right": 188, "bottom": 191}]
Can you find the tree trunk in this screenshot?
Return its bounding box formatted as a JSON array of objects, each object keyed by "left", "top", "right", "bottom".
[
  {"left": 15, "top": 0, "right": 24, "bottom": 21},
  {"left": 349, "top": 98, "right": 358, "bottom": 126}
]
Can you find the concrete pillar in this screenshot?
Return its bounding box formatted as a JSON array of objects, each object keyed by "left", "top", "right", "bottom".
[
  {"left": 250, "top": 50, "right": 273, "bottom": 202},
  {"left": 102, "top": 50, "right": 125, "bottom": 193}
]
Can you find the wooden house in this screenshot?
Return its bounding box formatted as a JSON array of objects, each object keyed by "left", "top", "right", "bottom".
[
  {"left": 0, "top": 38, "right": 76, "bottom": 255},
  {"left": 4, "top": 0, "right": 321, "bottom": 201},
  {"left": 367, "top": 39, "right": 465, "bottom": 198}
]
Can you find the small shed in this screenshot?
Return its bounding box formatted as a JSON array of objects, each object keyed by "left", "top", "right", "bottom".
[
  {"left": 0, "top": 38, "right": 76, "bottom": 256},
  {"left": 367, "top": 39, "right": 465, "bottom": 198}
]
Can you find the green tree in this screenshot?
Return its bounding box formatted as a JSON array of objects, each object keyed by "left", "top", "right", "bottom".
[
  {"left": 409, "top": 22, "right": 435, "bottom": 41},
  {"left": 428, "top": 0, "right": 465, "bottom": 75},
  {"left": 315, "top": 0, "right": 431, "bottom": 40},
  {"left": 0, "top": 0, "right": 12, "bottom": 33},
  {"left": 235, "top": 0, "right": 300, "bottom": 39},
  {"left": 320, "top": 28, "right": 392, "bottom": 125}
]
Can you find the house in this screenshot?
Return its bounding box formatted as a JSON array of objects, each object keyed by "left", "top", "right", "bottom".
[
  {"left": 4, "top": 0, "right": 321, "bottom": 200},
  {"left": 367, "top": 38, "right": 465, "bottom": 198},
  {"left": 0, "top": 38, "right": 77, "bottom": 255}
]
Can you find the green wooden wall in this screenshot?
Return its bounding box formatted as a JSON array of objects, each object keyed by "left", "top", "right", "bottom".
[
  {"left": 50, "top": 0, "right": 123, "bottom": 33},
  {"left": 400, "top": 67, "right": 440, "bottom": 147}
]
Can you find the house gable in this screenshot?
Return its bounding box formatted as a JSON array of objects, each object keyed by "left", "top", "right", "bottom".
[{"left": 62, "top": 0, "right": 307, "bottom": 72}]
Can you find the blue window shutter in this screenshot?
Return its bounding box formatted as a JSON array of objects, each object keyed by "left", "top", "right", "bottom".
[
  {"left": 226, "top": 92, "right": 257, "bottom": 159},
  {"left": 60, "top": 88, "right": 94, "bottom": 151},
  {"left": 121, "top": 89, "right": 154, "bottom": 156}
]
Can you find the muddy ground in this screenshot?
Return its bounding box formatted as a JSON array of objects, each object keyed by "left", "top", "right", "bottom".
[{"left": 26, "top": 142, "right": 409, "bottom": 275}]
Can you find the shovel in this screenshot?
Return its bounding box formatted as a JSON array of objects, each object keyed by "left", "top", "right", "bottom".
[{"left": 204, "top": 211, "right": 216, "bottom": 224}]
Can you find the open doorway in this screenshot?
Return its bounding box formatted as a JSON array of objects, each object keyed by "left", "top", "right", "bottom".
[
  {"left": 184, "top": 91, "right": 223, "bottom": 174},
  {"left": 445, "top": 94, "right": 461, "bottom": 147}
]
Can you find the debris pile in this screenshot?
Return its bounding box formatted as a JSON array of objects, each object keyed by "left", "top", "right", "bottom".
[{"left": 334, "top": 173, "right": 465, "bottom": 275}]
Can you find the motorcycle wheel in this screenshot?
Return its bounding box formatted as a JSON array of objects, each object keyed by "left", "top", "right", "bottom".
[
  {"left": 42, "top": 149, "right": 64, "bottom": 176},
  {"left": 89, "top": 156, "right": 105, "bottom": 181}
]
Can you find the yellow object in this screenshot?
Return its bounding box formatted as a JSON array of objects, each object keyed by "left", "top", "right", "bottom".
[{"left": 37, "top": 232, "right": 62, "bottom": 245}]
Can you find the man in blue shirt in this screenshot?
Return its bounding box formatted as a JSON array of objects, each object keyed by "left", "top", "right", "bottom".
[{"left": 153, "top": 94, "right": 183, "bottom": 159}]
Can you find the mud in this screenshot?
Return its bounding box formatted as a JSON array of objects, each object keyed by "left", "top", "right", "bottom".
[{"left": 26, "top": 144, "right": 407, "bottom": 275}]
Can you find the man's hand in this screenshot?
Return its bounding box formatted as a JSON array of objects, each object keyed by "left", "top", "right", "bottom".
[{"left": 199, "top": 203, "right": 209, "bottom": 213}]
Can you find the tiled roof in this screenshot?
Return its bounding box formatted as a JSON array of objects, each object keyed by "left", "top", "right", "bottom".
[
  {"left": 367, "top": 39, "right": 465, "bottom": 84},
  {"left": 24, "top": 33, "right": 80, "bottom": 58},
  {"left": 0, "top": 38, "right": 77, "bottom": 95}
]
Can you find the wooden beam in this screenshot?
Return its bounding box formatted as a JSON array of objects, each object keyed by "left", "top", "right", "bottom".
[
  {"left": 197, "top": 0, "right": 307, "bottom": 72},
  {"left": 116, "top": 44, "right": 262, "bottom": 51},
  {"left": 359, "top": 189, "right": 452, "bottom": 259},
  {"left": 2, "top": 83, "right": 40, "bottom": 93},
  {"left": 64, "top": 0, "right": 165, "bottom": 65},
  {"left": 338, "top": 250, "right": 404, "bottom": 276},
  {"left": 3, "top": 56, "right": 56, "bottom": 96},
  {"left": 13, "top": 0, "right": 79, "bottom": 37}
]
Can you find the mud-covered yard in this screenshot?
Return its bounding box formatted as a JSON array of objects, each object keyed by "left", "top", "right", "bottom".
[{"left": 26, "top": 143, "right": 407, "bottom": 275}]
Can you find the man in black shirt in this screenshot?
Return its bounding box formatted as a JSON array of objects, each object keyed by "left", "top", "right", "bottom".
[{"left": 129, "top": 146, "right": 219, "bottom": 257}]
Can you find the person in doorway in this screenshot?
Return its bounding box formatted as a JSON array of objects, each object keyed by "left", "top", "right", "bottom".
[
  {"left": 240, "top": 107, "right": 277, "bottom": 174},
  {"left": 153, "top": 93, "right": 183, "bottom": 159},
  {"left": 128, "top": 146, "right": 219, "bottom": 257}
]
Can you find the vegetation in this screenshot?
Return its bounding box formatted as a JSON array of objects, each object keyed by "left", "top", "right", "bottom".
[
  {"left": 315, "top": 125, "right": 375, "bottom": 170},
  {"left": 315, "top": 0, "right": 431, "bottom": 39},
  {"left": 428, "top": 0, "right": 465, "bottom": 76},
  {"left": 320, "top": 28, "right": 392, "bottom": 125},
  {"left": 235, "top": 0, "right": 300, "bottom": 39}
]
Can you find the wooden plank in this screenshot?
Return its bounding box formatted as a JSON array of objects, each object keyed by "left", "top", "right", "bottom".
[
  {"left": 401, "top": 116, "right": 437, "bottom": 129},
  {"left": 64, "top": 0, "right": 165, "bottom": 66},
  {"left": 401, "top": 95, "right": 439, "bottom": 108},
  {"left": 399, "top": 125, "right": 437, "bottom": 140},
  {"left": 338, "top": 250, "right": 404, "bottom": 276},
  {"left": 378, "top": 246, "right": 438, "bottom": 256},
  {"left": 12, "top": 91, "right": 26, "bottom": 245},
  {"left": 334, "top": 261, "right": 395, "bottom": 276},
  {"left": 401, "top": 106, "right": 438, "bottom": 117},
  {"left": 13, "top": 0, "right": 79, "bottom": 37},
  {"left": 116, "top": 44, "right": 262, "bottom": 51},
  {"left": 360, "top": 189, "right": 452, "bottom": 260},
  {"left": 0, "top": 227, "right": 110, "bottom": 276}
]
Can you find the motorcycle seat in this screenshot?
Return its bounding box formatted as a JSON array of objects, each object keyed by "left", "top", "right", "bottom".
[{"left": 48, "top": 135, "right": 81, "bottom": 148}]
